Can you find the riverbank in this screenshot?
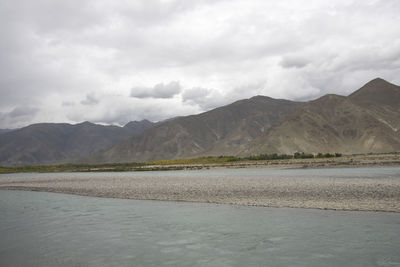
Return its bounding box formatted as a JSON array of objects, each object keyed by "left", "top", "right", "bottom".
[
  {"left": 1, "top": 167, "right": 400, "bottom": 212},
  {"left": 1, "top": 153, "right": 400, "bottom": 173}
]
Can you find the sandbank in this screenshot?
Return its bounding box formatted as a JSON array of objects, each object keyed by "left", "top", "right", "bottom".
[{"left": 1, "top": 171, "right": 400, "bottom": 212}]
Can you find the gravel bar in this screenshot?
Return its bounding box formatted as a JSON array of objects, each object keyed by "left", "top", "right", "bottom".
[{"left": 1, "top": 174, "right": 400, "bottom": 212}]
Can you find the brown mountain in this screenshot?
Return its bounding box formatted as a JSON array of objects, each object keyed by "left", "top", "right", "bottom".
[
  {"left": 102, "top": 78, "right": 400, "bottom": 162},
  {"left": 1, "top": 78, "right": 399, "bottom": 166},
  {"left": 241, "top": 78, "right": 400, "bottom": 155},
  {"left": 101, "top": 96, "right": 300, "bottom": 162},
  {"left": 0, "top": 121, "right": 154, "bottom": 166}
]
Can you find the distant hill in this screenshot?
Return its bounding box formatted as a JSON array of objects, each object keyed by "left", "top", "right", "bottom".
[{"left": 0, "top": 120, "right": 154, "bottom": 166}]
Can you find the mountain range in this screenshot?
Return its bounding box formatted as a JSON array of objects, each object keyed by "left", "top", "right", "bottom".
[
  {"left": 244, "top": 78, "right": 400, "bottom": 155},
  {"left": 0, "top": 120, "right": 154, "bottom": 166},
  {"left": 0, "top": 78, "right": 399, "bottom": 166}
]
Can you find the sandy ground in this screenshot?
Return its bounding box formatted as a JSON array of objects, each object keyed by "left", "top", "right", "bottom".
[{"left": 1, "top": 171, "right": 400, "bottom": 212}]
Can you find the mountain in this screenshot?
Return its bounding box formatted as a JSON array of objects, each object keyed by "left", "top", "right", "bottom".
[
  {"left": 349, "top": 78, "right": 400, "bottom": 109},
  {"left": 101, "top": 96, "right": 300, "bottom": 162},
  {"left": 0, "top": 129, "right": 16, "bottom": 134},
  {"left": 123, "top": 120, "right": 155, "bottom": 136},
  {"left": 1, "top": 78, "right": 399, "bottom": 166},
  {"left": 349, "top": 78, "right": 400, "bottom": 133},
  {"left": 241, "top": 78, "right": 400, "bottom": 155},
  {"left": 102, "top": 78, "right": 400, "bottom": 162},
  {"left": 0, "top": 121, "right": 154, "bottom": 166}
]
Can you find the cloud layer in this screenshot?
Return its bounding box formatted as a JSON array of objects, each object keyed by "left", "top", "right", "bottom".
[
  {"left": 0, "top": 0, "right": 399, "bottom": 128},
  {"left": 131, "top": 81, "right": 182, "bottom": 99}
]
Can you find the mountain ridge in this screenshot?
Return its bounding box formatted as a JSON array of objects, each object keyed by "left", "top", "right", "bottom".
[
  {"left": 0, "top": 120, "right": 155, "bottom": 166},
  {"left": 240, "top": 78, "right": 400, "bottom": 155},
  {"left": 100, "top": 96, "right": 300, "bottom": 162},
  {"left": 0, "top": 78, "right": 399, "bottom": 166}
]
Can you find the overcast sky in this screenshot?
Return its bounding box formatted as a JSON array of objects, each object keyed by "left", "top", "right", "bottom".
[{"left": 1, "top": 0, "right": 399, "bottom": 128}]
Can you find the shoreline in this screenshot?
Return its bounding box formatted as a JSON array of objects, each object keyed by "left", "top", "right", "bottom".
[
  {"left": 1, "top": 169, "right": 400, "bottom": 213},
  {"left": 1, "top": 153, "right": 400, "bottom": 174}
]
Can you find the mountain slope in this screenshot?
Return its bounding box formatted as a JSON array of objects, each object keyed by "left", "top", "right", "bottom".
[
  {"left": 242, "top": 78, "right": 400, "bottom": 155},
  {"left": 0, "top": 129, "right": 15, "bottom": 134},
  {"left": 349, "top": 78, "right": 400, "bottom": 133},
  {"left": 102, "top": 96, "right": 300, "bottom": 162},
  {"left": 0, "top": 121, "right": 154, "bottom": 166},
  {"left": 349, "top": 78, "right": 400, "bottom": 109},
  {"left": 123, "top": 120, "right": 155, "bottom": 136}
]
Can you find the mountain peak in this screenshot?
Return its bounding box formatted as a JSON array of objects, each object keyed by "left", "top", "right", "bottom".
[
  {"left": 362, "top": 77, "right": 392, "bottom": 88},
  {"left": 369, "top": 77, "right": 385, "bottom": 83},
  {"left": 123, "top": 120, "right": 155, "bottom": 136},
  {"left": 320, "top": 93, "right": 345, "bottom": 99},
  {"left": 349, "top": 78, "right": 400, "bottom": 108},
  {"left": 250, "top": 95, "right": 271, "bottom": 100},
  {"left": 78, "top": 121, "right": 94, "bottom": 126},
  {"left": 124, "top": 120, "right": 153, "bottom": 128}
]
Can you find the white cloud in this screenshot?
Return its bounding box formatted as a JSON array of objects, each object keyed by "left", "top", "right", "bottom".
[
  {"left": 66, "top": 94, "right": 200, "bottom": 126},
  {"left": 181, "top": 86, "right": 231, "bottom": 110}
]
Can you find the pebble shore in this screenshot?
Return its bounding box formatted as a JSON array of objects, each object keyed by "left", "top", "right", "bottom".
[{"left": 1, "top": 172, "right": 400, "bottom": 212}]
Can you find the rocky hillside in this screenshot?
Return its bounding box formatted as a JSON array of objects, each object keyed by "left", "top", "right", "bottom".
[
  {"left": 101, "top": 96, "right": 300, "bottom": 162},
  {"left": 241, "top": 78, "right": 400, "bottom": 155},
  {"left": 0, "top": 120, "right": 154, "bottom": 166},
  {"left": 102, "top": 78, "right": 400, "bottom": 162}
]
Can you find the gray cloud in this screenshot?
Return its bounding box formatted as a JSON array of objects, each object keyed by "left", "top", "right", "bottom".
[
  {"left": 0, "top": 106, "right": 39, "bottom": 128},
  {"left": 8, "top": 107, "right": 39, "bottom": 118},
  {"left": 80, "top": 93, "right": 99, "bottom": 106},
  {"left": 182, "top": 87, "right": 210, "bottom": 102},
  {"left": 182, "top": 87, "right": 211, "bottom": 108},
  {"left": 280, "top": 56, "right": 310, "bottom": 69},
  {"left": 131, "top": 81, "right": 181, "bottom": 99},
  {"left": 62, "top": 101, "right": 75, "bottom": 107},
  {"left": 0, "top": 0, "right": 400, "bottom": 128},
  {"left": 182, "top": 87, "right": 227, "bottom": 110}
]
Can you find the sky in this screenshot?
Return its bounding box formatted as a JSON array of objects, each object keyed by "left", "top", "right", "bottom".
[{"left": 0, "top": 0, "right": 399, "bottom": 128}]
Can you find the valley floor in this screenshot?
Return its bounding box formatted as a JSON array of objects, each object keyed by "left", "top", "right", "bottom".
[
  {"left": 1, "top": 153, "right": 400, "bottom": 173},
  {"left": 152, "top": 153, "right": 400, "bottom": 171}
]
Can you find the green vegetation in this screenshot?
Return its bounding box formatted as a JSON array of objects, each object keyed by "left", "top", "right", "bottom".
[
  {"left": 245, "top": 152, "right": 342, "bottom": 160},
  {"left": 245, "top": 153, "right": 293, "bottom": 160},
  {"left": 315, "top": 153, "right": 342, "bottom": 158},
  {"left": 0, "top": 152, "right": 344, "bottom": 174},
  {"left": 0, "top": 162, "right": 146, "bottom": 174}
]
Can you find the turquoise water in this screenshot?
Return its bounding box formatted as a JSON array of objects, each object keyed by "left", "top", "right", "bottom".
[{"left": 1, "top": 189, "right": 400, "bottom": 267}]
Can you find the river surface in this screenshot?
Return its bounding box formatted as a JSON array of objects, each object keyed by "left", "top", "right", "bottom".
[{"left": 1, "top": 167, "right": 400, "bottom": 266}]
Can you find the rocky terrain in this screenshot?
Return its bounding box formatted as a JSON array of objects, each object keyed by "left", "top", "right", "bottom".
[{"left": 0, "top": 120, "right": 154, "bottom": 166}]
